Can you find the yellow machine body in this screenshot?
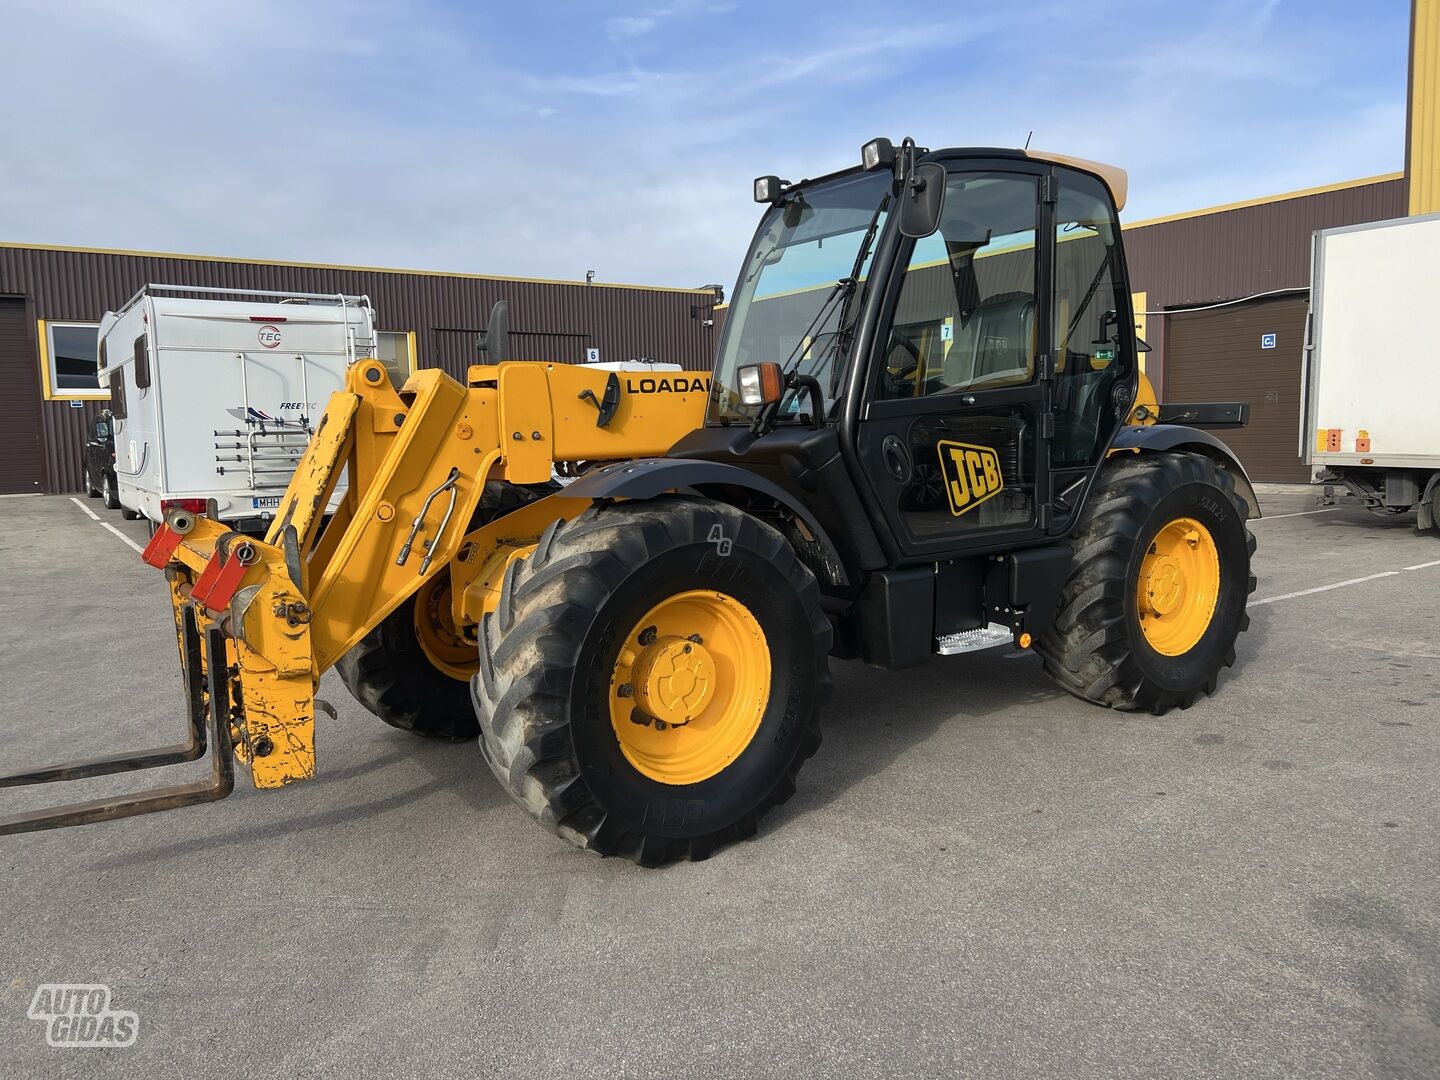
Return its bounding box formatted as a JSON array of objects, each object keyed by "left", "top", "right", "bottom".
[
  {"left": 152, "top": 354, "right": 1178, "bottom": 794},
  {"left": 155, "top": 359, "right": 709, "bottom": 791}
]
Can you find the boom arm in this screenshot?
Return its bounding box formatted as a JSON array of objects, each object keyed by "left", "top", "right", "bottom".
[{"left": 0, "top": 359, "right": 709, "bottom": 830}]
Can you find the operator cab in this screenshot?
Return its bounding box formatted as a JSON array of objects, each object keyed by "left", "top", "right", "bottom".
[{"left": 677, "top": 140, "right": 1139, "bottom": 595}]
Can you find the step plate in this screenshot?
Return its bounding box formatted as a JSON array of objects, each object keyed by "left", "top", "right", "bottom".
[{"left": 935, "top": 622, "right": 1014, "bottom": 656}]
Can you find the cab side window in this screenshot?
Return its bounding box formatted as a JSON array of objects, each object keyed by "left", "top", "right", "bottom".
[
  {"left": 1052, "top": 171, "right": 1132, "bottom": 468},
  {"left": 883, "top": 172, "right": 1039, "bottom": 398}
]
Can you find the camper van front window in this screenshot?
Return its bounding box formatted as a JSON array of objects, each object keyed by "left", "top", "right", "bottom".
[{"left": 43, "top": 321, "right": 105, "bottom": 399}]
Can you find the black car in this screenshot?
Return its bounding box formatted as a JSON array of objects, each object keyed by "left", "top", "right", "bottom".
[{"left": 83, "top": 412, "right": 120, "bottom": 510}]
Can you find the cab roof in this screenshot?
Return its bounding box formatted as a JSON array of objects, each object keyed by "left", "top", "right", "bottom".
[{"left": 1020, "top": 150, "right": 1128, "bottom": 211}]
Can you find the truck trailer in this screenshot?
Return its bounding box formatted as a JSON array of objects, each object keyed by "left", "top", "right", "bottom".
[{"left": 1303, "top": 214, "right": 1440, "bottom": 530}]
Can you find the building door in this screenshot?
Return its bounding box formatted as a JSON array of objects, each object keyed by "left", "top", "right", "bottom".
[
  {"left": 1164, "top": 295, "right": 1310, "bottom": 483},
  {"left": 0, "top": 298, "right": 46, "bottom": 494}
]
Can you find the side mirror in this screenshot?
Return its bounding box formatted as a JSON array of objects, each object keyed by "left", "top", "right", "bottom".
[
  {"left": 898, "top": 162, "right": 946, "bottom": 238},
  {"left": 477, "top": 300, "right": 510, "bottom": 363},
  {"left": 737, "top": 362, "right": 784, "bottom": 406}
]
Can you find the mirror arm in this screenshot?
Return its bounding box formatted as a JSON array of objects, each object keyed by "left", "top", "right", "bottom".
[{"left": 787, "top": 373, "right": 826, "bottom": 430}]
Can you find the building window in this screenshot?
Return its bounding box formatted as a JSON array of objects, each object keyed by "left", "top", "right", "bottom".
[
  {"left": 377, "top": 330, "right": 415, "bottom": 385},
  {"left": 40, "top": 321, "right": 108, "bottom": 399}
]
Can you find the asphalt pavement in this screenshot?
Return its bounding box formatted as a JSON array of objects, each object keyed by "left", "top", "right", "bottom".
[{"left": 0, "top": 487, "right": 1436, "bottom": 1079}]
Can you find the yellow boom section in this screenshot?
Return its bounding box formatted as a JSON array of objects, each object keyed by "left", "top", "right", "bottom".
[{"left": 146, "top": 358, "right": 709, "bottom": 794}]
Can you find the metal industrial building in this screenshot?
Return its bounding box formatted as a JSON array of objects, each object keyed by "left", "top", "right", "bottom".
[{"left": 0, "top": 247, "right": 722, "bottom": 494}]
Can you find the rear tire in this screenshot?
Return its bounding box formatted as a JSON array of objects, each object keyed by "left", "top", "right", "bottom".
[
  {"left": 85, "top": 468, "right": 101, "bottom": 499},
  {"left": 102, "top": 473, "right": 121, "bottom": 510},
  {"left": 336, "top": 570, "right": 479, "bottom": 740},
  {"left": 336, "top": 481, "right": 543, "bottom": 740},
  {"left": 1037, "top": 451, "right": 1256, "bottom": 714},
  {"left": 474, "top": 497, "right": 830, "bottom": 866}
]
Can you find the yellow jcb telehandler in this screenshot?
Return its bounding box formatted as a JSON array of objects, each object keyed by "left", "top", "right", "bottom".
[{"left": 1, "top": 139, "right": 1258, "bottom": 865}]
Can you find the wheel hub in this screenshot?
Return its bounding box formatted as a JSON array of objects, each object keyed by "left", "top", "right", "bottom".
[
  {"left": 631, "top": 636, "right": 717, "bottom": 727},
  {"left": 1142, "top": 555, "right": 1186, "bottom": 615},
  {"left": 413, "top": 575, "right": 478, "bottom": 681},
  {"left": 609, "top": 589, "right": 770, "bottom": 786},
  {"left": 1136, "top": 517, "right": 1221, "bottom": 656}
]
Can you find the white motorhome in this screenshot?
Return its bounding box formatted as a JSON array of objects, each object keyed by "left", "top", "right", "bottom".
[
  {"left": 98, "top": 285, "right": 375, "bottom": 531},
  {"left": 1303, "top": 214, "right": 1440, "bottom": 531}
]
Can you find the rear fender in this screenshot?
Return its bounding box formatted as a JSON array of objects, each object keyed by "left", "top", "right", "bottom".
[{"left": 1109, "top": 424, "right": 1261, "bottom": 519}]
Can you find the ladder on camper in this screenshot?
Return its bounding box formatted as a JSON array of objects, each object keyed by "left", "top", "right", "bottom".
[{"left": 212, "top": 351, "right": 317, "bottom": 490}]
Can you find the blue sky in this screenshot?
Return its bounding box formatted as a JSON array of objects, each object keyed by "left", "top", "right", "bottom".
[{"left": 0, "top": 0, "right": 1413, "bottom": 290}]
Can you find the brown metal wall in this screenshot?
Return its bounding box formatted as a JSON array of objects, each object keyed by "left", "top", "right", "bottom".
[
  {"left": 1163, "top": 296, "right": 1311, "bottom": 483},
  {"left": 0, "top": 297, "right": 47, "bottom": 493},
  {"left": 1124, "top": 178, "right": 1407, "bottom": 308},
  {"left": 0, "top": 245, "right": 722, "bottom": 493}
]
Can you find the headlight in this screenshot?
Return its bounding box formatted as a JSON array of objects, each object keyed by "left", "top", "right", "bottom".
[{"left": 737, "top": 362, "right": 783, "bottom": 406}]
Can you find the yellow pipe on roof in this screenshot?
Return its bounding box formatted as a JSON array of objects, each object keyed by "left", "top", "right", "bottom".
[{"left": 1409, "top": 0, "right": 1440, "bottom": 215}]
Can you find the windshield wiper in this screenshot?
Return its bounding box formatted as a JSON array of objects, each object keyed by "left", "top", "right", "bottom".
[
  {"left": 748, "top": 277, "right": 853, "bottom": 434},
  {"left": 752, "top": 193, "right": 891, "bottom": 435}
]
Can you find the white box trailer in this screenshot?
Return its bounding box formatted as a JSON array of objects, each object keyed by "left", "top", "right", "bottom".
[
  {"left": 1303, "top": 213, "right": 1440, "bottom": 531},
  {"left": 98, "top": 285, "right": 375, "bottom": 531}
]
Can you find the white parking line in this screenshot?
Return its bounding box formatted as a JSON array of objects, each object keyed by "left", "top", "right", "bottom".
[
  {"left": 1252, "top": 507, "right": 1346, "bottom": 521},
  {"left": 1404, "top": 559, "right": 1440, "bottom": 571},
  {"left": 70, "top": 496, "right": 145, "bottom": 554},
  {"left": 1251, "top": 572, "right": 1400, "bottom": 607},
  {"left": 100, "top": 522, "right": 145, "bottom": 555}
]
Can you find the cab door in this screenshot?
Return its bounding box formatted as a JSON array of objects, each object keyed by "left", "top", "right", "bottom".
[{"left": 855, "top": 164, "right": 1053, "bottom": 560}]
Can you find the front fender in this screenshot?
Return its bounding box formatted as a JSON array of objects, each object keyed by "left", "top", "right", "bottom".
[
  {"left": 562, "top": 458, "right": 849, "bottom": 584},
  {"left": 1111, "top": 424, "right": 1261, "bottom": 519}
]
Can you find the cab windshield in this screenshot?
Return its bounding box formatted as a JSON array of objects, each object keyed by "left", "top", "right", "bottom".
[{"left": 709, "top": 170, "right": 892, "bottom": 424}]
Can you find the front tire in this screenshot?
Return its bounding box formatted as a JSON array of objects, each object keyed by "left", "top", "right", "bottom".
[
  {"left": 474, "top": 497, "right": 830, "bottom": 866},
  {"left": 1038, "top": 451, "right": 1256, "bottom": 714}
]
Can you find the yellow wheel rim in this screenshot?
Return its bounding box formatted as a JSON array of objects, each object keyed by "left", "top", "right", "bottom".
[
  {"left": 1136, "top": 516, "right": 1221, "bottom": 656},
  {"left": 609, "top": 590, "right": 770, "bottom": 786},
  {"left": 414, "top": 574, "right": 477, "bottom": 682}
]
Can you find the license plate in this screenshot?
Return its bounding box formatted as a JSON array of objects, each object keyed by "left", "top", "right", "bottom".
[{"left": 251, "top": 496, "right": 282, "bottom": 509}]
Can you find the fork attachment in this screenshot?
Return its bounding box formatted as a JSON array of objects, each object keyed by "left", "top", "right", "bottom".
[{"left": 0, "top": 606, "right": 235, "bottom": 835}]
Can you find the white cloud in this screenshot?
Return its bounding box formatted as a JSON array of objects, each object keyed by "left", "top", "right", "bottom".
[{"left": 606, "top": 15, "right": 659, "bottom": 38}]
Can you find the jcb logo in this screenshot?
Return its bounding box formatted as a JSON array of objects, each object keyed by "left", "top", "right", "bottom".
[{"left": 937, "top": 440, "right": 1003, "bottom": 516}]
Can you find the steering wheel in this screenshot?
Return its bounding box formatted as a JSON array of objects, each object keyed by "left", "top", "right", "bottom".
[{"left": 885, "top": 333, "right": 923, "bottom": 396}]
